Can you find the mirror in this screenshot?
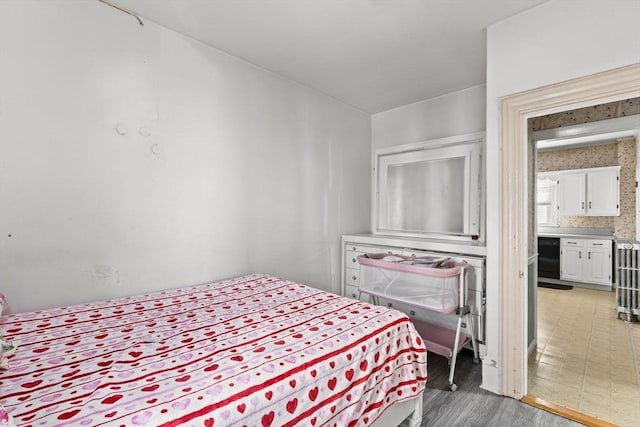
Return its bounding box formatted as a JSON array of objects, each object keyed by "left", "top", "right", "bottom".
[{"left": 374, "top": 132, "right": 484, "bottom": 240}]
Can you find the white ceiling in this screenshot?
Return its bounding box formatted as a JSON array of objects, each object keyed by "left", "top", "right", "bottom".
[{"left": 109, "top": 0, "right": 548, "bottom": 113}]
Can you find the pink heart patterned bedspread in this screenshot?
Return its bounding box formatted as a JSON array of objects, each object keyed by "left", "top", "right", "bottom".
[{"left": 0, "top": 274, "right": 427, "bottom": 426}]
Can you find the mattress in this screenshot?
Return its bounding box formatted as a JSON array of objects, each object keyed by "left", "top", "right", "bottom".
[{"left": 0, "top": 274, "right": 427, "bottom": 426}]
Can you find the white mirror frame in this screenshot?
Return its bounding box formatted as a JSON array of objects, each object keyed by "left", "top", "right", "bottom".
[{"left": 373, "top": 132, "right": 485, "bottom": 241}]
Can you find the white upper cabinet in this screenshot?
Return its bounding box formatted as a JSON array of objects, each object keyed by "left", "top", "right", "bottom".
[
  {"left": 586, "top": 168, "right": 620, "bottom": 216},
  {"left": 558, "top": 173, "right": 586, "bottom": 216},
  {"left": 557, "top": 166, "right": 620, "bottom": 216}
]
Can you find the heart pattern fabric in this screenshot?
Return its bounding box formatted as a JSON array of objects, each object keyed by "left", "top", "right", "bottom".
[{"left": 0, "top": 274, "right": 427, "bottom": 426}]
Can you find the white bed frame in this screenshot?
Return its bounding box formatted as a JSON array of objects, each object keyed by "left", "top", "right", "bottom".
[{"left": 371, "top": 394, "right": 423, "bottom": 427}]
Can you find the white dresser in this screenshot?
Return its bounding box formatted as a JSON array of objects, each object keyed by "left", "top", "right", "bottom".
[{"left": 341, "top": 233, "right": 487, "bottom": 343}]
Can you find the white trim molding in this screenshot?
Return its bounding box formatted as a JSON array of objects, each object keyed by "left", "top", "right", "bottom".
[{"left": 500, "top": 63, "right": 640, "bottom": 399}]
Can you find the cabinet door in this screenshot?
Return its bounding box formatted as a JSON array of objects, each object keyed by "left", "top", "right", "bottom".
[
  {"left": 560, "top": 245, "right": 583, "bottom": 281},
  {"left": 584, "top": 241, "right": 612, "bottom": 285},
  {"left": 558, "top": 173, "right": 585, "bottom": 216},
  {"left": 587, "top": 169, "right": 619, "bottom": 216}
]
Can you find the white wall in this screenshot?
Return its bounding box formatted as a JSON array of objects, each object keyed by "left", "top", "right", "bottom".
[
  {"left": 484, "top": 0, "right": 640, "bottom": 393},
  {"left": 0, "top": 1, "right": 370, "bottom": 313},
  {"left": 371, "top": 85, "right": 486, "bottom": 149}
]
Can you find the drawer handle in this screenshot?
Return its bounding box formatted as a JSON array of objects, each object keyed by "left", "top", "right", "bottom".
[
  {"left": 352, "top": 258, "right": 357, "bottom": 263},
  {"left": 592, "top": 243, "right": 603, "bottom": 246},
  {"left": 409, "top": 310, "right": 415, "bottom": 316},
  {"left": 351, "top": 275, "right": 357, "bottom": 281},
  {"left": 352, "top": 246, "right": 356, "bottom": 251}
]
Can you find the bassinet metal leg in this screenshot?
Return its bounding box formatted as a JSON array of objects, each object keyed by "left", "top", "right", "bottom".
[
  {"left": 468, "top": 313, "right": 479, "bottom": 364},
  {"left": 448, "top": 315, "right": 463, "bottom": 391}
]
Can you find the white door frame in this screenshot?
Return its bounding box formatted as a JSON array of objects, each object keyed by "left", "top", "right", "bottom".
[{"left": 499, "top": 63, "right": 640, "bottom": 398}]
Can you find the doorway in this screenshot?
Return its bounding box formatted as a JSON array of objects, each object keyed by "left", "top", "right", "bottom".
[
  {"left": 498, "top": 64, "right": 640, "bottom": 401},
  {"left": 527, "top": 101, "right": 640, "bottom": 425}
]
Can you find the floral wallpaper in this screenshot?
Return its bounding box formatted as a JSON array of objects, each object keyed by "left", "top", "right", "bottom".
[
  {"left": 616, "top": 139, "right": 636, "bottom": 238},
  {"left": 530, "top": 97, "right": 640, "bottom": 132},
  {"left": 538, "top": 143, "right": 617, "bottom": 172},
  {"left": 530, "top": 97, "right": 640, "bottom": 246},
  {"left": 537, "top": 141, "right": 636, "bottom": 235}
]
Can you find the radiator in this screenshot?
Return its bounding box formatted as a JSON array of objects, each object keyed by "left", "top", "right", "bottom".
[{"left": 616, "top": 241, "right": 640, "bottom": 321}]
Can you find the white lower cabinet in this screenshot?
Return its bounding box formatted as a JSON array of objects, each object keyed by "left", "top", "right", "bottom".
[
  {"left": 560, "top": 238, "right": 612, "bottom": 286},
  {"left": 585, "top": 244, "right": 611, "bottom": 284},
  {"left": 560, "top": 239, "right": 583, "bottom": 282}
]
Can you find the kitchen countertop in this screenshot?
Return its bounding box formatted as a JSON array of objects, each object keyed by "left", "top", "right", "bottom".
[
  {"left": 537, "top": 227, "right": 614, "bottom": 240},
  {"left": 538, "top": 232, "right": 614, "bottom": 240}
]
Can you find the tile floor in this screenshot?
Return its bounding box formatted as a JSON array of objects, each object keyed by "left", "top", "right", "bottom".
[{"left": 528, "top": 286, "right": 640, "bottom": 427}]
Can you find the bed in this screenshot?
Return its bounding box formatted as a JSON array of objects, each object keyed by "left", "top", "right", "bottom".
[{"left": 0, "top": 274, "right": 427, "bottom": 426}]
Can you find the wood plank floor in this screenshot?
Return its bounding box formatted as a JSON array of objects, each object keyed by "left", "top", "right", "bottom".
[{"left": 419, "top": 350, "right": 584, "bottom": 426}]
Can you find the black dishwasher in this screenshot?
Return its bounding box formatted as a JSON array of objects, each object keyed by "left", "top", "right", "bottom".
[{"left": 538, "top": 237, "right": 560, "bottom": 280}]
